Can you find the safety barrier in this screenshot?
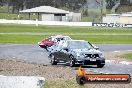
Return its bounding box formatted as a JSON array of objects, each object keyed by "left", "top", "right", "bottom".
[
  {"left": 0, "top": 19, "right": 132, "bottom": 27},
  {"left": 0, "top": 76, "right": 45, "bottom": 88},
  {"left": 92, "top": 23, "right": 132, "bottom": 28},
  {"left": 0, "top": 19, "right": 92, "bottom": 27}
]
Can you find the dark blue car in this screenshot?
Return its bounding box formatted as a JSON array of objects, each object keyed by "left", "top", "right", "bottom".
[{"left": 48, "top": 40, "right": 105, "bottom": 67}]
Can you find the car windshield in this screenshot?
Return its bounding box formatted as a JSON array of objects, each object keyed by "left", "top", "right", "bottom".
[
  {"left": 64, "top": 36, "right": 72, "bottom": 40},
  {"left": 68, "top": 41, "right": 93, "bottom": 49}
]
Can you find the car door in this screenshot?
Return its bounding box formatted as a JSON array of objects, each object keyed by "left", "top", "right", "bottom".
[
  {"left": 59, "top": 48, "right": 69, "bottom": 62},
  {"left": 61, "top": 48, "right": 70, "bottom": 62},
  {"left": 53, "top": 45, "right": 62, "bottom": 59}
]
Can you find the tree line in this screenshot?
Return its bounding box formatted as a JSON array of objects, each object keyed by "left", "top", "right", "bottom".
[
  {"left": 0, "top": 0, "right": 131, "bottom": 13},
  {"left": 0, "top": 0, "right": 86, "bottom": 13}
]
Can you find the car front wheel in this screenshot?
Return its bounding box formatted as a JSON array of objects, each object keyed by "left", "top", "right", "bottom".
[{"left": 69, "top": 55, "right": 76, "bottom": 67}]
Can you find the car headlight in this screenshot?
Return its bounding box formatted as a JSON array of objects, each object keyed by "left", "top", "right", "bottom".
[
  {"left": 100, "top": 53, "right": 104, "bottom": 58},
  {"left": 77, "top": 53, "right": 86, "bottom": 58}
]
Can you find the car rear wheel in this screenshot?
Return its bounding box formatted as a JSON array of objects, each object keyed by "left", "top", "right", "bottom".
[
  {"left": 50, "top": 54, "right": 57, "bottom": 65},
  {"left": 69, "top": 55, "right": 76, "bottom": 67}
]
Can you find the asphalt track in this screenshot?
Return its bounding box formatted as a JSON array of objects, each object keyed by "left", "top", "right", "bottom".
[
  {"left": 95, "top": 44, "right": 132, "bottom": 52},
  {"left": 0, "top": 44, "right": 132, "bottom": 75}
]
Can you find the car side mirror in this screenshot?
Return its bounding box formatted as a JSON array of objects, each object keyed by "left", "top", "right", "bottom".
[
  {"left": 63, "top": 47, "right": 68, "bottom": 52},
  {"left": 94, "top": 47, "right": 99, "bottom": 50},
  {"left": 92, "top": 44, "right": 99, "bottom": 50}
]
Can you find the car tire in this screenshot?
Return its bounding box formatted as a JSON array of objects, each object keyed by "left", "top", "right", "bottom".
[
  {"left": 69, "top": 55, "right": 76, "bottom": 67},
  {"left": 45, "top": 46, "right": 48, "bottom": 51},
  {"left": 50, "top": 54, "right": 57, "bottom": 65},
  {"left": 97, "top": 64, "right": 105, "bottom": 68},
  {"left": 76, "top": 75, "right": 86, "bottom": 85}
]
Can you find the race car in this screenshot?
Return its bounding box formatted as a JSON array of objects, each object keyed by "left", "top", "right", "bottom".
[
  {"left": 48, "top": 40, "right": 105, "bottom": 67},
  {"left": 38, "top": 35, "right": 72, "bottom": 50}
]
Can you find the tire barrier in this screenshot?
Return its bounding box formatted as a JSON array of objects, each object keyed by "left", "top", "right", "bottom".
[
  {"left": 76, "top": 66, "right": 131, "bottom": 85},
  {"left": 92, "top": 23, "right": 132, "bottom": 28}
]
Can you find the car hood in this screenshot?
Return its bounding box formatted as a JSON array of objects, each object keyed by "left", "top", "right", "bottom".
[{"left": 71, "top": 48, "right": 102, "bottom": 54}]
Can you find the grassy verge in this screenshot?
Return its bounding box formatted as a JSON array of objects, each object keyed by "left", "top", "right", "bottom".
[
  {"left": 119, "top": 52, "right": 132, "bottom": 60},
  {"left": 0, "top": 13, "right": 38, "bottom": 20},
  {"left": 44, "top": 79, "right": 85, "bottom": 88},
  {"left": 0, "top": 34, "right": 45, "bottom": 44},
  {"left": 81, "top": 16, "right": 100, "bottom": 22},
  {"left": 0, "top": 24, "right": 132, "bottom": 33},
  {"left": 0, "top": 34, "right": 131, "bottom": 44},
  {"left": 0, "top": 24, "right": 132, "bottom": 44},
  {"left": 71, "top": 35, "right": 132, "bottom": 44}
]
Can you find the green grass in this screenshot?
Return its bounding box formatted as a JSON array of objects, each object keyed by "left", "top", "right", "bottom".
[
  {"left": 81, "top": 16, "right": 100, "bottom": 22},
  {"left": 119, "top": 53, "right": 132, "bottom": 60},
  {"left": 71, "top": 35, "right": 132, "bottom": 44},
  {"left": 0, "top": 34, "right": 131, "bottom": 44},
  {"left": 0, "top": 24, "right": 132, "bottom": 44},
  {"left": 0, "top": 6, "right": 13, "bottom": 13},
  {"left": 0, "top": 34, "right": 45, "bottom": 44},
  {"left": 0, "top": 24, "right": 132, "bottom": 34},
  {"left": 44, "top": 79, "right": 85, "bottom": 88},
  {"left": 0, "top": 13, "right": 17, "bottom": 19},
  {"left": 0, "top": 13, "right": 38, "bottom": 20},
  {"left": 81, "top": 17, "right": 94, "bottom": 22}
]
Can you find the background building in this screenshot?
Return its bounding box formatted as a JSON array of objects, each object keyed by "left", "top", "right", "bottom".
[
  {"left": 103, "top": 11, "right": 132, "bottom": 24},
  {"left": 120, "top": 12, "right": 132, "bottom": 24},
  {"left": 20, "top": 6, "right": 81, "bottom": 22},
  {"left": 103, "top": 14, "right": 120, "bottom": 23}
]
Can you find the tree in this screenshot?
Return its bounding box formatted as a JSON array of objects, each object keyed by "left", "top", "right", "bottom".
[{"left": 0, "top": 0, "right": 87, "bottom": 13}]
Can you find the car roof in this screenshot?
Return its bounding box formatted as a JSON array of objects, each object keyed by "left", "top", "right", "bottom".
[
  {"left": 50, "top": 35, "right": 72, "bottom": 39},
  {"left": 51, "top": 35, "right": 63, "bottom": 37},
  {"left": 50, "top": 35, "right": 65, "bottom": 38},
  {"left": 58, "top": 40, "right": 87, "bottom": 44},
  {"left": 66, "top": 40, "right": 86, "bottom": 42}
]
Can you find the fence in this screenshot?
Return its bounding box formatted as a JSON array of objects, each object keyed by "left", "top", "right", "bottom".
[
  {"left": 92, "top": 23, "right": 132, "bottom": 28},
  {"left": 0, "top": 19, "right": 132, "bottom": 28},
  {"left": 0, "top": 19, "right": 92, "bottom": 27}
]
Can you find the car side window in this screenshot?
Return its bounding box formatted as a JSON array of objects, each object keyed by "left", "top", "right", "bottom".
[
  {"left": 63, "top": 43, "right": 67, "bottom": 48},
  {"left": 56, "top": 45, "right": 62, "bottom": 50}
]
